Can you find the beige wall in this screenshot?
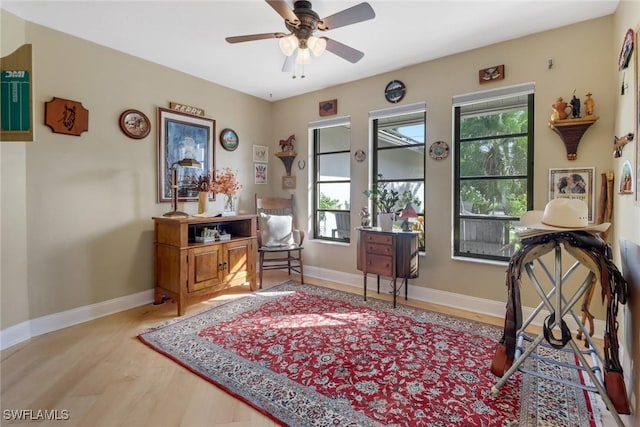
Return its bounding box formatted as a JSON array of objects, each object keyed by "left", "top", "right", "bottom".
[
  {"left": 1, "top": 9, "right": 30, "bottom": 332},
  {"left": 1, "top": 10, "right": 273, "bottom": 327},
  {"left": 273, "top": 15, "right": 616, "bottom": 310},
  {"left": 612, "top": 0, "right": 640, "bottom": 420}
]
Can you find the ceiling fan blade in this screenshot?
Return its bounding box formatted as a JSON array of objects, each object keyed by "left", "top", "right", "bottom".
[
  {"left": 266, "top": 0, "right": 299, "bottom": 25},
  {"left": 226, "top": 32, "right": 286, "bottom": 43},
  {"left": 318, "top": 2, "right": 375, "bottom": 31},
  {"left": 282, "top": 52, "right": 295, "bottom": 72},
  {"left": 324, "top": 38, "right": 364, "bottom": 63}
]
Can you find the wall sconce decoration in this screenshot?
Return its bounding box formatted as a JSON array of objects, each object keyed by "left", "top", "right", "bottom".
[
  {"left": 613, "top": 133, "right": 634, "bottom": 158},
  {"left": 319, "top": 99, "right": 337, "bottom": 116},
  {"left": 44, "top": 97, "right": 89, "bottom": 136},
  {"left": 479, "top": 65, "right": 505, "bottom": 84}
]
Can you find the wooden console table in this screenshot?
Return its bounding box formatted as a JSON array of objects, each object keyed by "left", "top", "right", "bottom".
[
  {"left": 356, "top": 228, "right": 419, "bottom": 308},
  {"left": 153, "top": 215, "right": 257, "bottom": 315}
]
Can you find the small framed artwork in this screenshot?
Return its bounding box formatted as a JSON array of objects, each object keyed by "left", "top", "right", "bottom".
[
  {"left": 220, "top": 128, "right": 239, "bottom": 151},
  {"left": 549, "top": 167, "right": 595, "bottom": 222},
  {"left": 253, "top": 144, "right": 269, "bottom": 163},
  {"left": 319, "top": 99, "right": 337, "bottom": 116},
  {"left": 282, "top": 175, "right": 296, "bottom": 190},
  {"left": 620, "top": 160, "right": 633, "bottom": 194},
  {"left": 157, "top": 107, "right": 214, "bottom": 202},
  {"left": 479, "top": 65, "right": 505, "bottom": 84},
  {"left": 254, "top": 163, "right": 268, "bottom": 185},
  {"left": 635, "top": 27, "right": 640, "bottom": 204},
  {"left": 119, "top": 109, "right": 150, "bottom": 139}
]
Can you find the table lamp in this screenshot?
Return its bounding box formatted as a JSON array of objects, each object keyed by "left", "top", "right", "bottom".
[
  {"left": 399, "top": 202, "right": 417, "bottom": 231},
  {"left": 163, "top": 157, "right": 202, "bottom": 218}
]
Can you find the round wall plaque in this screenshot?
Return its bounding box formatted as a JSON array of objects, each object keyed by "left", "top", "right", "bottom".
[
  {"left": 119, "top": 109, "right": 150, "bottom": 139},
  {"left": 429, "top": 141, "right": 449, "bottom": 160},
  {"left": 384, "top": 80, "right": 406, "bottom": 103}
]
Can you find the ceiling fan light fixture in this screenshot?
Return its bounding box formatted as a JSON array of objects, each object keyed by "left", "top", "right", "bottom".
[
  {"left": 278, "top": 34, "right": 298, "bottom": 56},
  {"left": 307, "top": 36, "right": 326, "bottom": 56},
  {"left": 296, "top": 47, "right": 311, "bottom": 65}
]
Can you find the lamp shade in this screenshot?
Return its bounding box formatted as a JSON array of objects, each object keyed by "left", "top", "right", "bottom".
[
  {"left": 307, "top": 36, "right": 327, "bottom": 57},
  {"left": 296, "top": 48, "right": 311, "bottom": 65},
  {"left": 400, "top": 203, "right": 418, "bottom": 219},
  {"left": 175, "top": 158, "right": 202, "bottom": 169},
  {"left": 279, "top": 34, "right": 298, "bottom": 57}
]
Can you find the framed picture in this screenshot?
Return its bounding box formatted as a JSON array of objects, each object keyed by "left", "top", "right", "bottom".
[
  {"left": 253, "top": 144, "right": 269, "bottom": 163},
  {"left": 635, "top": 27, "right": 640, "bottom": 204},
  {"left": 220, "top": 128, "right": 239, "bottom": 151},
  {"left": 620, "top": 160, "right": 634, "bottom": 194},
  {"left": 319, "top": 99, "right": 337, "bottom": 116},
  {"left": 157, "top": 107, "right": 215, "bottom": 202},
  {"left": 549, "top": 167, "right": 595, "bottom": 222},
  {"left": 254, "top": 163, "right": 268, "bottom": 185},
  {"left": 282, "top": 175, "right": 296, "bottom": 190},
  {"left": 119, "top": 109, "right": 150, "bottom": 139},
  {"left": 479, "top": 65, "right": 505, "bottom": 84}
]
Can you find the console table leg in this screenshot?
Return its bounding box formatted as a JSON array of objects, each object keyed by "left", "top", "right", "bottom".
[{"left": 363, "top": 273, "right": 367, "bottom": 301}]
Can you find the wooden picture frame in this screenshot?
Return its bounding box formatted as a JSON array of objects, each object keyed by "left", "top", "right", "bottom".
[
  {"left": 549, "top": 167, "right": 595, "bottom": 222},
  {"left": 157, "top": 107, "right": 215, "bottom": 202},
  {"left": 254, "top": 163, "right": 267, "bottom": 185},
  {"left": 119, "top": 109, "right": 150, "bottom": 139},
  {"left": 319, "top": 99, "right": 337, "bottom": 116},
  {"left": 620, "top": 160, "right": 634, "bottom": 194},
  {"left": 220, "top": 128, "right": 239, "bottom": 151},
  {"left": 479, "top": 65, "right": 505, "bottom": 84},
  {"left": 253, "top": 144, "right": 269, "bottom": 163},
  {"left": 0, "top": 44, "right": 33, "bottom": 141},
  {"left": 282, "top": 175, "right": 296, "bottom": 190}
]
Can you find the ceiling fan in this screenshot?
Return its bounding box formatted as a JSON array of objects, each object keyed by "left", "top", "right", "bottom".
[{"left": 225, "top": 0, "right": 375, "bottom": 72}]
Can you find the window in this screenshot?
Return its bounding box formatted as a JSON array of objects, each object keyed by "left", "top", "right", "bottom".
[
  {"left": 311, "top": 118, "right": 351, "bottom": 242},
  {"left": 370, "top": 103, "right": 426, "bottom": 250},
  {"left": 453, "top": 84, "right": 534, "bottom": 262}
]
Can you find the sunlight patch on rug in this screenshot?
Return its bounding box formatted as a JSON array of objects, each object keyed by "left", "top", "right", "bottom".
[{"left": 139, "top": 282, "right": 600, "bottom": 427}]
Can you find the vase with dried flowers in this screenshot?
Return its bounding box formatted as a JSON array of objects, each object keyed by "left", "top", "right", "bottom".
[
  {"left": 210, "top": 167, "right": 242, "bottom": 215},
  {"left": 197, "top": 173, "right": 212, "bottom": 214}
]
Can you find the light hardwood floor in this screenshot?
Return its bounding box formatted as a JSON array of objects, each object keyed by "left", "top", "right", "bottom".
[{"left": 0, "top": 271, "right": 609, "bottom": 427}]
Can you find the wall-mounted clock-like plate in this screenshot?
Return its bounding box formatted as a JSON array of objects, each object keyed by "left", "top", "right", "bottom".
[
  {"left": 429, "top": 140, "right": 449, "bottom": 160},
  {"left": 384, "top": 80, "right": 406, "bottom": 103}
]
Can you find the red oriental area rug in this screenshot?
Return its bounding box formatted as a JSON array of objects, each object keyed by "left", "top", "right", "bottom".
[{"left": 138, "top": 282, "right": 601, "bottom": 426}]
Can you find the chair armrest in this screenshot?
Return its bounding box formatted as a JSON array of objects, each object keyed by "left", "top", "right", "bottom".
[{"left": 293, "top": 228, "right": 305, "bottom": 245}]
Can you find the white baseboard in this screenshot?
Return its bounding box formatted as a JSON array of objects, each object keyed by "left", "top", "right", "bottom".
[
  {"left": 303, "top": 265, "right": 606, "bottom": 339},
  {"left": 0, "top": 289, "right": 154, "bottom": 351},
  {"left": 1, "top": 267, "right": 607, "bottom": 352}
]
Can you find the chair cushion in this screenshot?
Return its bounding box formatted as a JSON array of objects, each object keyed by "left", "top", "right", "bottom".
[{"left": 259, "top": 213, "right": 295, "bottom": 247}]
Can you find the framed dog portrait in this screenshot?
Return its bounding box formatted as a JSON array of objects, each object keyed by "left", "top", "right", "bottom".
[
  {"left": 157, "top": 107, "right": 215, "bottom": 202},
  {"left": 549, "top": 167, "right": 595, "bottom": 222}
]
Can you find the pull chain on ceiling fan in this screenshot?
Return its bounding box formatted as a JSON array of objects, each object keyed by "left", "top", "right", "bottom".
[{"left": 226, "top": 0, "right": 375, "bottom": 74}]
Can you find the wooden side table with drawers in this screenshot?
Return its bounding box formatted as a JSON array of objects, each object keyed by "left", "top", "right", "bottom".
[{"left": 356, "top": 228, "right": 419, "bottom": 308}]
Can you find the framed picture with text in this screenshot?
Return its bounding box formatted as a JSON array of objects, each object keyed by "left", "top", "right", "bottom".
[
  {"left": 157, "top": 107, "right": 214, "bottom": 202},
  {"left": 549, "top": 167, "right": 595, "bottom": 222},
  {"left": 253, "top": 145, "right": 269, "bottom": 163}
]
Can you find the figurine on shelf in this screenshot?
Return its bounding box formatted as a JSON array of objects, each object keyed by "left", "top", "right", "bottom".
[
  {"left": 584, "top": 92, "right": 595, "bottom": 116},
  {"left": 570, "top": 92, "right": 581, "bottom": 118},
  {"left": 359, "top": 206, "right": 371, "bottom": 227},
  {"left": 551, "top": 97, "right": 573, "bottom": 121},
  {"left": 279, "top": 134, "right": 295, "bottom": 152}
]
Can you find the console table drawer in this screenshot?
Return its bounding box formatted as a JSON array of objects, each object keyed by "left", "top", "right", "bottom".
[
  {"left": 366, "top": 243, "right": 393, "bottom": 256},
  {"left": 365, "top": 254, "right": 393, "bottom": 276},
  {"left": 364, "top": 233, "right": 393, "bottom": 245}
]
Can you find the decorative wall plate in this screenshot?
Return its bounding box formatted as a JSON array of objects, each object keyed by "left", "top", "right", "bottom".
[
  {"left": 220, "top": 128, "right": 239, "bottom": 151},
  {"left": 119, "top": 109, "right": 150, "bottom": 139},
  {"left": 354, "top": 149, "right": 366, "bottom": 162},
  {"left": 618, "top": 28, "right": 634, "bottom": 71},
  {"left": 429, "top": 141, "right": 449, "bottom": 160},
  {"left": 384, "top": 80, "right": 406, "bottom": 103}
]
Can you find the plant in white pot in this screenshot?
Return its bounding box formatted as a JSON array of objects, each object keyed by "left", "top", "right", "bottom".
[{"left": 363, "top": 174, "right": 400, "bottom": 231}]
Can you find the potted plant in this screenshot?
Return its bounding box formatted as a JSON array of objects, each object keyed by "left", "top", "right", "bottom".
[{"left": 363, "top": 174, "right": 400, "bottom": 230}]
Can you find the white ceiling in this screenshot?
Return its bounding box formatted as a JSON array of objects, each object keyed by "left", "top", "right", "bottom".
[{"left": 2, "top": 0, "right": 619, "bottom": 101}]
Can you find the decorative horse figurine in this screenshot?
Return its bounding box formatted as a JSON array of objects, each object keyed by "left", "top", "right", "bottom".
[{"left": 279, "top": 134, "right": 295, "bottom": 152}]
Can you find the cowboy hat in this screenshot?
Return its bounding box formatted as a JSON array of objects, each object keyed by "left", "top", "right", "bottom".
[{"left": 518, "top": 198, "right": 610, "bottom": 235}]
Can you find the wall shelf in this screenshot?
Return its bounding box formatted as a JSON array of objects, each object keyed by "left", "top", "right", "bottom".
[
  {"left": 275, "top": 151, "right": 297, "bottom": 176},
  {"left": 548, "top": 116, "right": 599, "bottom": 160}
]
